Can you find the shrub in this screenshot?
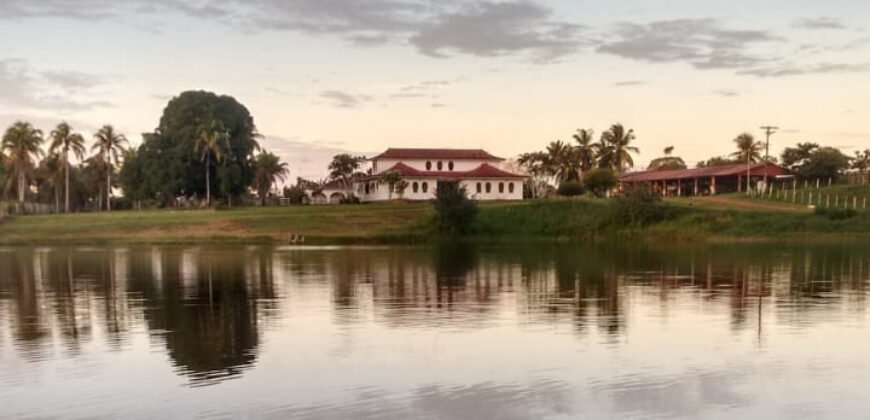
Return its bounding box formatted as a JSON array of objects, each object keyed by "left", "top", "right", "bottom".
[
  {"left": 283, "top": 186, "right": 306, "bottom": 204},
  {"left": 611, "top": 185, "right": 673, "bottom": 226},
  {"left": 583, "top": 169, "right": 618, "bottom": 197},
  {"left": 814, "top": 207, "right": 856, "bottom": 220},
  {"left": 434, "top": 181, "right": 478, "bottom": 236},
  {"left": 557, "top": 181, "right": 585, "bottom": 197}
]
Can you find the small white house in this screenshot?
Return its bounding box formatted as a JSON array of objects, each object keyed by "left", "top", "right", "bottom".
[{"left": 355, "top": 148, "right": 525, "bottom": 202}]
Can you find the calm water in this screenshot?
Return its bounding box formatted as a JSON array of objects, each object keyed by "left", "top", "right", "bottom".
[{"left": 2, "top": 242, "right": 870, "bottom": 419}]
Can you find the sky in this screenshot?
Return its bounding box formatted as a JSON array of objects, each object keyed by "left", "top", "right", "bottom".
[{"left": 1, "top": 0, "right": 869, "bottom": 180}]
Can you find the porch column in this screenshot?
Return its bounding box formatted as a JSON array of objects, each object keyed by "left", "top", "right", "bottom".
[
  {"left": 711, "top": 176, "right": 717, "bottom": 195},
  {"left": 738, "top": 175, "right": 742, "bottom": 192},
  {"left": 677, "top": 180, "right": 682, "bottom": 196},
  {"left": 693, "top": 178, "right": 699, "bottom": 196}
]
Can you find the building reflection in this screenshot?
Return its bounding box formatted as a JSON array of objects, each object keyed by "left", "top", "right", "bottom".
[{"left": 1, "top": 242, "right": 870, "bottom": 385}]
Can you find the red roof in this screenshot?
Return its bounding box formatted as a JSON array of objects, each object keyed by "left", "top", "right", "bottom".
[
  {"left": 620, "top": 162, "right": 789, "bottom": 183},
  {"left": 372, "top": 148, "right": 504, "bottom": 161},
  {"left": 377, "top": 162, "right": 525, "bottom": 179}
]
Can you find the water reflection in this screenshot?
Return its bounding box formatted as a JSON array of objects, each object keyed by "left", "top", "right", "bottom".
[{"left": 1, "top": 242, "right": 870, "bottom": 417}]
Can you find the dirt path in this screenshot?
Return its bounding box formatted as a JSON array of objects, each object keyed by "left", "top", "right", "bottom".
[{"left": 680, "top": 195, "right": 810, "bottom": 213}]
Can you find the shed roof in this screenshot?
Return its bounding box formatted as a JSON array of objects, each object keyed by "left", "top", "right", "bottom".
[
  {"left": 372, "top": 148, "right": 504, "bottom": 161},
  {"left": 620, "top": 162, "right": 789, "bottom": 182}
]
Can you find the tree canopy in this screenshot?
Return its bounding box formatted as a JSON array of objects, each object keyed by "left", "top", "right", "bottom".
[{"left": 121, "top": 90, "right": 260, "bottom": 205}]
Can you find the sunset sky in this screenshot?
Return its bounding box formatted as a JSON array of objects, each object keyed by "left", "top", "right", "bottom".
[{"left": 1, "top": 0, "right": 868, "bottom": 179}]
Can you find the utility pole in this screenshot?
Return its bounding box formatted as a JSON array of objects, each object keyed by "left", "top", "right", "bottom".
[{"left": 760, "top": 125, "right": 778, "bottom": 191}]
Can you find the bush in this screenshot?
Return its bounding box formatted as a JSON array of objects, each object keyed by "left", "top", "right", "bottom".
[
  {"left": 583, "top": 169, "right": 618, "bottom": 197},
  {"left": 283, "top": 186, "right": 307, "bottom": 204},
  {"left": 611, "top": 185, "right": 673, "bottom": 226},
  {"left": 434, "top": 181, "right": 478, "bottom": 236},
  {"left": 814, "top": 207, "right": 856, "bottom": 220},
  {"left": 557, "top": 181, "right": 585, "bottom": 197}
]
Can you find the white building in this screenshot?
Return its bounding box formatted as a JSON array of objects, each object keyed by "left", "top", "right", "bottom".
[{"left": 355, "top": 148, "right": 525, "bottom": 202}]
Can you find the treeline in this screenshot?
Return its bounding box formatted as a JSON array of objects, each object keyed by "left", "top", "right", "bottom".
[{"left": 0, "top": 91, "right": 289, "bottom": 212}]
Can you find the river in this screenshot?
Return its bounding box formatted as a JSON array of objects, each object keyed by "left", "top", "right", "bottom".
[{"left": 1, "top": 242, "right": 869, "bottom": 418}]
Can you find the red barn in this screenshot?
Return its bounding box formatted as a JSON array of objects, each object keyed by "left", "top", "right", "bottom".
[{"left": 619, "top": 162, "right": 790, "bottom": 196}]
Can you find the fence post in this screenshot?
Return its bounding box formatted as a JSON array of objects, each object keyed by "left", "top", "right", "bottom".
[{"left": 809, "top": 192, "right": 813, "bottom": 206}]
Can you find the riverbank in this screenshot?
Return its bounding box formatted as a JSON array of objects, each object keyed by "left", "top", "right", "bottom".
[{"left": 1, "top": 198, "right": 869, "bottom": 245}]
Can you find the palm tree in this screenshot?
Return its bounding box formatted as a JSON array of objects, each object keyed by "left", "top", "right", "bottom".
[
  {"left": 194, "top": 119, "right": 230, "bottom": 206},
  {"left": 2, "top": 121, "right": 44, "bottom": 202},
  {"left": 599, "top": 123, "right": 639, "bottom": 174},
  {"left": 253, "top": 151, "right": 289, "bottom": 205},
  {"left": 546, "top": 140, "right": 580, "bottom": 184},
  {"left": 731, "top": 133, "right": 762, "bottom": 192},
  {"left": 572, "top": 129, "right": 596, "bottom": 173},
  {"left": 49, "top": 122, "right": 86, "bottom": 213},
  {"left": 37, "top": 153, "right": 65, "bottom": 212},
  {"left": 92, "top": 125, "right": 128, "bottom": 211}
]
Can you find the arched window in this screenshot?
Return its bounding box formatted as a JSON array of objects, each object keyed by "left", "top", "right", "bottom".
[
  {"left": 485, "top": 182, "right": 492, "bottom": 193},
  {"left": 437, "top": 161, "right": 443, "bottom": 171},
  {"left": 365, "top": 184, "right": 370, "bottom": 194},
  {"left": 498, "top": 182, "right": 505, "bottom": 193},
  {"left": 426, "top": 161, "right": 432, "bottom": 170},
  {"left": 508, "top": 182, "right": 515, "bottom": 193},
  {"left": 476, "top": 182, "right": 482, "bottom": 193},
  {"left": 448, "top": 161, "right": 454, "bottom": 171},
  {"left": 412, "top": 182, "right": 419, "bottom": 193},
  {"left": 422, "top": 182, "right": 429, "bottom": 193}
]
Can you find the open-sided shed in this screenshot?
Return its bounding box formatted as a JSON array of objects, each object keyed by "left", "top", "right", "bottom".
[{"left": 619, "top": 162, "right": 790, "bottom": 196}]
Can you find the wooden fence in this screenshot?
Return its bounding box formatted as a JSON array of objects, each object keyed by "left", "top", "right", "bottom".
[{"left": 0, "top": 202, "right": 56, "bottom": 217}]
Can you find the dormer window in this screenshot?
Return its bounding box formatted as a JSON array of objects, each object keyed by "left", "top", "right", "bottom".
[
  {"left": 448, "top": 161, "right": 454, "bottom": 171},
  {"left": 437, "top": 161, "right": 443, "bottom": 171},
  {"left": 426, "top": 161, "right": 432, "bottom": 170}
]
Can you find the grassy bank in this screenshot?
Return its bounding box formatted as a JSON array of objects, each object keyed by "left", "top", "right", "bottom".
[{"left": 2, "top": 197, "right": 870, "bottom": 245}]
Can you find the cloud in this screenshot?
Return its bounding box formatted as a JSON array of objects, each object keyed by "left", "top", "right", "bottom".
[
  {"left": 738, "top": 62, "right": 870, "bottom": 77},
  {"left": 712, "top": 89, "right": 739, "bottom": 97},
  {"left": 597, "top": 19, "right": 778, "bottom": 70},
  {"left": 0, "top": 59, "right": 114, "bottom": 112},
  {"left": 431, "top": 102, "right": 446, "bottom": 108},
  {"left": 410, "top": 1, "right": 587, "bottom": 61},
  {"left": 613, "top": 80, "right": 647, "bottom": 87},
  {"left": 792, "top": 17, "right": 846, "bottom": 30},
  {"left": 389, "top": 80, "right": 451, "bottom": 99},
  {"left": 319, "top": 90, "right": 373, "bottom": 108}
]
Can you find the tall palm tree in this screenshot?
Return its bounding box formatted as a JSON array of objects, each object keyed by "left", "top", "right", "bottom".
[
  {"left": 572, "top": 128, "right": 596, "bottom": 173},
  {"left": 599, "top": 123, "right": 639, "bottom": 173},
  {"left": 253, "top": 151, "right": 289, "bottom": 205},
  {"left": 92, "top": 125, "right": 128, "bottom": 211},
  {"left": 49, "top": 122, "right": 86, "bottom": 213},
  {"left": 731, "top": 133, "right": 762, "bottom": 192},
  {"left": 2, "top": 121, "right": 44, "bottom": 203},
  {"left": 546, "top": 140, "right": 580, "bottom": 184},
  {"left": 195, "top": 118, "right": 230, "bottom": 206},
  {"left": 37, "top": 153, "right": 65, "bottom": 212}
]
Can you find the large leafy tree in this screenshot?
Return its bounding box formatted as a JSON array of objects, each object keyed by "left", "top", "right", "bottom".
[
  {"left": 92, "top": 125, "right": 128, "bottom": 211},
  {"left": 854, "top": 149, "right": 870, "bottom": 174},
  {"left": 598, "top": 123, "right": 638, "bottom": 173},
  {"left": 2, "top": 121, "right": 44, "bottom": 202},
  {"left": 49, "top": 122, "right": 86, "bottom": 212},
  {"left": 121, "top": 91, "right": 260, "bottom": 206},
  {"left": 797, "top": 147, "right": 851, "bottom": 180},
  {"left": 780, "top": 142, "right": 819, "bottom": 172},
  {"left": 253, "top": 151, "right": 289, "bottom": 205},
  {"left": 194, "top": 118, "right": 230, "bottom": 206}
]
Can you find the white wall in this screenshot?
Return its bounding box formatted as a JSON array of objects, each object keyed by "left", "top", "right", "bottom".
[{"left": 356, "top": 178, "right": 523, "bottom": 202}]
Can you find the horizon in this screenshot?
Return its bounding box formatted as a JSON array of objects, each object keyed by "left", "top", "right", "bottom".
[{"left": 2, "top": 0, "right": 869, "bottom": 180}]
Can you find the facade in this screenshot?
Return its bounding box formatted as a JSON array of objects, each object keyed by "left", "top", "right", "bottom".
[
  {"left": 356, "top": 148, "right": 525, "bottom": 202},
  {"left": 619, "top": 162, "right": 790, "bottom": 196},
  {"left": 299, "top": 178, "right": 349, "bottom": 205}
]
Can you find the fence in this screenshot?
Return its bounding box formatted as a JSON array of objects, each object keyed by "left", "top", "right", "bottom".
[
  {"left": 746, "top": 178, "right": 870, "bottom": 210},
  {"left": 0, "top": 202, "right": 56, "bottom": 217}
]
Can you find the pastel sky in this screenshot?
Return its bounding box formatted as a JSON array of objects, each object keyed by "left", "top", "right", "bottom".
[{"left": 1, "top": 0, "right": 868, "bottom": 179}]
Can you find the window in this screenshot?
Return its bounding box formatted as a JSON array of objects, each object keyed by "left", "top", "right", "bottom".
[
  {"left": 437, "top": 161, "right": 443, "bottom": 171},
  {"left": 448, "top": 161, "right": 454, "bottom": 171},
  {"left": 498, "top": 182, "right": 504, "bottom": 193},
  {"left": 485, "top": 182, "right": 492, "bottom": 193},
  {"left": 426, "top": 161, "right": 432, "bottom": 170},
  {"left": 422, "top": 182, "right": 429, "bottom": 193},
  {"left": 476, "top": 182, "right": 482, "bottom": 193},
  {"left": 365, "top": 184, "right": 370, "bottom": 194},
  {"left": 508, "top": 182, "right": 515, "bottom": 193},
  {"left": 412, "top": 182, "right": 419, "bottom": 193}
]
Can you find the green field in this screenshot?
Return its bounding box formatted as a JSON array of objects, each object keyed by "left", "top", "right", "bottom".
[{"left": 2, "top": 195, "right": 870, "bottom": 245}]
